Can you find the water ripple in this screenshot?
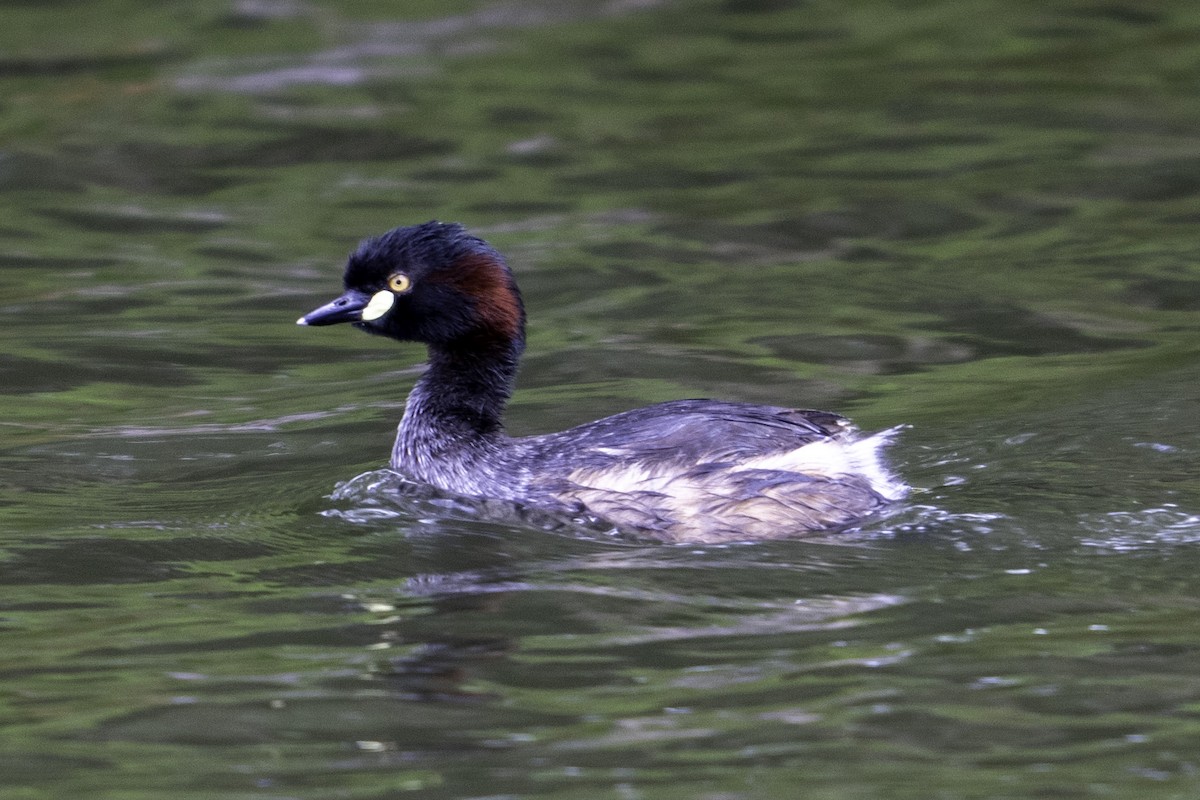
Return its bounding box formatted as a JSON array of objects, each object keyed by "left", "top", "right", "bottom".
[{"left": 1078, "top": 505, "right": 1200, "bottom": 552}]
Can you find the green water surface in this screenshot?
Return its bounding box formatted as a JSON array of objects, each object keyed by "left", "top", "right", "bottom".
[{"left": 2, "top": 1, "right": 1200, "bottom": 798}]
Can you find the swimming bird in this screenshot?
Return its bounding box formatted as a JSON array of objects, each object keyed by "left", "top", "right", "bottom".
[{"left": 298, "top": 221, "right": 906, "bottom": 542}]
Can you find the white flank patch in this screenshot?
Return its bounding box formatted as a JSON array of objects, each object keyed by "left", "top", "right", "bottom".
[
  {"left": 361, "top": 290, "right": 395, "bottom": 321},
  {"left": 566, "top": 428, "right": 907, "bottom": 503},
  {"left": 731, "top": 426, "right": 908, "bottom": 500},
  {"left": 568, "top": 462, "right": 668, "bottom": 496},
  {"left": 556, "top": 426, "right": 909, "bottom": 538}
]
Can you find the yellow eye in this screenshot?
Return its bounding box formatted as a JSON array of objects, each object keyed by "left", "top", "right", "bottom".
[{"left": 387, "top": 273, "right": 412, "bottom": 293}]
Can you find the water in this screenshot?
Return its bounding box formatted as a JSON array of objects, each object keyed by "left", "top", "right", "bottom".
[{"left": 3, "top": 0, "right": 1200, "bottom": 797}]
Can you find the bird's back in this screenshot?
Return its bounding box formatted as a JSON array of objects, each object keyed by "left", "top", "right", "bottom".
[{"left": 524, "top": 400, "right": 905, "bottom": 542}]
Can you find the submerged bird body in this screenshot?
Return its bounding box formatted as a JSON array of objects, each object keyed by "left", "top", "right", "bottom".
[{"left": 300, "top": 222, "right": 905, "bottom": 542}]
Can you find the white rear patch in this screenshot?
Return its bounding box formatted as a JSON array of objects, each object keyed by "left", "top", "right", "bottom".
[
  {"left": 732, "top": 426, "right": 908, "bottom": 501},
  {"left": 562, "top": 427, "right": 909, "bottom": 514},
  {"left": 361, "top": 290, "right": 396, "bottom": 321}
]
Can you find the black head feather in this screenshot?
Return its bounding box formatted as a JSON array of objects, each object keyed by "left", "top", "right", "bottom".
[{"left": 333, "top": 221, "right": 525, "bottom": 348}]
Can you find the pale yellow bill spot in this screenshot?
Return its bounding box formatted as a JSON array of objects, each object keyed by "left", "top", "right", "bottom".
[{"left": 361, "top": 290, "right": 396, "bottom": 321}]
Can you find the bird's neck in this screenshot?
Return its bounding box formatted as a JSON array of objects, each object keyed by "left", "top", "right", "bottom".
[{"left": 400, "top": 333, "right": 523, "bottom": 445}]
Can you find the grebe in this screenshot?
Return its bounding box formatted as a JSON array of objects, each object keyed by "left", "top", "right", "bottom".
[{"left": 299, "top": 221, "right": 906, "bottom": 542}]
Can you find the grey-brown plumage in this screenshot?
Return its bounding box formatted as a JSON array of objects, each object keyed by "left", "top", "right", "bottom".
[{"left": 518, "top": 401, "right": 897, "bottom": 542}]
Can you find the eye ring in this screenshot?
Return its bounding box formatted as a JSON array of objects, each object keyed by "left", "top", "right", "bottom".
[{"left": 387, "top": 273, "right": 412, "bottom": 293}]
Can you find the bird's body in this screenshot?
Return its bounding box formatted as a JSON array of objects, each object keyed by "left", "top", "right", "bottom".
[{"left": 299, "top": 221, "right": 905, "bottom": 542}]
